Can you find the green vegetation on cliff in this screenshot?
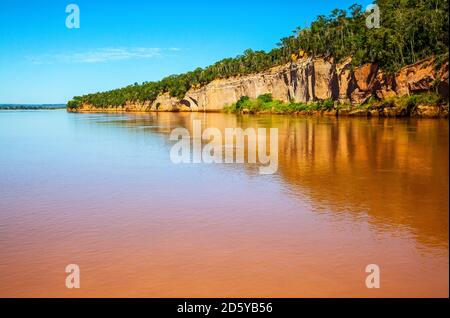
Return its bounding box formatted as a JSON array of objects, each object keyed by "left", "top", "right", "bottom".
[
  {"left": 67, "top": 0, "right": 449, "bottom": 110},
  {"left": 223, "top": 94, "right": 335, "bottom": 114},
  {"left": 223, "top": 92, "right": 448, "bottom": 116}
]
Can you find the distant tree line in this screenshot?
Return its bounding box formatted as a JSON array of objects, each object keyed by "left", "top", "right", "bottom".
[
  {"left": 0, "top": 104, "right": 66, "bottom": 110},
  {"left": 67, "top": 0, "right": 449, "bottom": 109}
]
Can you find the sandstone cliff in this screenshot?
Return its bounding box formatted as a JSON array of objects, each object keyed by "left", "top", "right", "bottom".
[{"left": 72, "top": 56, "right": 449, "bottom": 116}]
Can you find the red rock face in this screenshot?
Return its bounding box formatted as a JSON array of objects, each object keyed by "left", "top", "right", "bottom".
[
  {"left": 337, "top": 57, "right": 447, "bottom": 105},
  {"left": 181, "top": 56, "right": 448, "bottom": 110},
  {"left": 354, "top": 63, "right": 379, "bottom": 91},
  {"left": 71, "top": 56, "right": 448, "bottom": 113},
  {"left": 395, "top": 58, "right": 437, "bottom": 96},
  {"left": 437, "top": 60, "right": 449, "bottom": 98},
  {"left": 373, "top": 73, "right": 397, "bottom": 100}
]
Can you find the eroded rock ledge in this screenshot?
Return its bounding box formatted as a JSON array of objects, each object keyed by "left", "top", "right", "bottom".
[{"left": 69, "top": 56, "right": 449, "bottom": 118}]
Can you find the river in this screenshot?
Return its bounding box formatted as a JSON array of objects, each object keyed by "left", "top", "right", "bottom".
[{"left": 0, "top": 110, "right": 448, "bottom": 297}]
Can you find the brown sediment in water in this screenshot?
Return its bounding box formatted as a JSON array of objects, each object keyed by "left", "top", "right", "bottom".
[{"left": 0, "top": 111, "right": 447, "bottom": 297}]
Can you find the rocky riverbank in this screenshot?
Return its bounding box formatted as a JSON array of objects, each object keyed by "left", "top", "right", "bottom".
[{"left": 68, "top": 56, "right": 449, "bottom": 118}]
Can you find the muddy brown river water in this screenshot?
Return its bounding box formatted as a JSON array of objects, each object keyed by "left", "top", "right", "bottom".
[{"left": 0, "top": 110, "right": 448, "bottom": 297}]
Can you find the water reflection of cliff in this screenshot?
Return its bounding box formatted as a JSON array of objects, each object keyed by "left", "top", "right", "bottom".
[
  {"left": 102, "top": 112, "right": 449, "bottom": 249},
  {"left": 275, "top": 116, "right": 449, "bottom": 249}
]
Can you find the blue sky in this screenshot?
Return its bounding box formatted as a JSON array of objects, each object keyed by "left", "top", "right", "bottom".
[{"left": 0, "top": 0, "right": 370, "bottom": 104}]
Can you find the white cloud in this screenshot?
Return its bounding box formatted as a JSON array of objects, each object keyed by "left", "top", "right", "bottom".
[{"left": 28, "top": 47, "right": 180, "bottom": 64}]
